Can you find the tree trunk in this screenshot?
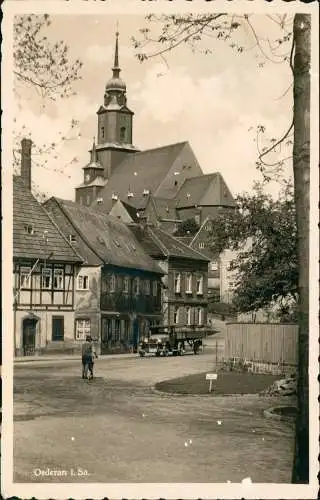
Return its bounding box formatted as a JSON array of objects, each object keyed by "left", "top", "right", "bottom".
[{"left": 291, "top": 13, "right": 310, "bottom": 484}]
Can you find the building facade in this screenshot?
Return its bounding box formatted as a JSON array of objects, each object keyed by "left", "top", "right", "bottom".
[
  {"left": 44, "top": 197, "right": 163, "bottom": 353},
  {"left": 129, "top": 224, "right": 209, "bottom": 330},
  {"left": 13, "top": 139, "right": 83, "bottom": 356}
]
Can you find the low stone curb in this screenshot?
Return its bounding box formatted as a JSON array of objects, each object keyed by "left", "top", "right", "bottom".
[{"left": 14, "top": 353, "right": 138, "bottom": 364}]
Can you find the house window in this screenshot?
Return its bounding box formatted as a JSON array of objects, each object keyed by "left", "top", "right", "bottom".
[
  {"left": 197, "top": 307, "right": 204, "bottom": 326},
  {"left": 69, "top": 234, "right": 76, "bottom": 244},
  {"left": 86, "top": 195, "right": 90, "bottom": 205},
  {"left": 174, "top": 272, "right": 181, "bottom": 294},
  {"left": 75, "top": 319, "right": 91, "bottom": 340},
  {"left": 145, "top": 280, "right": 150, "bottom": 295},
  {"left": 152, "top": 281, "right": 158, "bottom": 297},
  {"left": 173, "top": 306, "right": 180, "bottom": 325},
  {"left": 101, "top": 126, "right": 105, "bottom": 139},
  {"left": 120, "top": 126, "right": 126, "bottom": 141},
  {"left": 185, "top": 273, "right": 192, "bottom": 294},
  {"left": 77, "top": 274, "right": 89, "bottom": 290},
  {"left": 123, "top": 276, "right": 130, "bottom": 293},
  {"left": 186, "top": 307, "right": 192, "bottom": 326},
  {"left": 41, "top": 267, "right": 52, "bottom": 289},
  {"left": 199, "top": 242, "right": 205, "bottom": 249},
  {"left": 210, "top": 261, "right": 218, "bottom": 271},
  {"left": 196, "top": 275, "right": 203, "bottom": 295},
  {"left": 19, "top": 266, "right": 31, "bottom": 289},
  {"left": 110, "top": 274, "right": 116, "bottom": 292},
  {"left": 25, "top": 224, "right": 34, "bottom": 235},
  {"left": 52, "top": 316, "right": 64, "bottom": 341},
  {"left": 133, "top": 277, "right": 140, "bottom": 295},
  {"left": 53, "top": 268, "right": 64, "bottom": 290}
]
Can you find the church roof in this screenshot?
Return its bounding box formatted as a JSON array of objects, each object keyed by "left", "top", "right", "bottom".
[
  {"left": 45, "top": 197, "right": 163, "bottom": 274},
  {"left": 92, "top": 141, "right": 189, "bottom": 211},
  {"left": 13, "top": 176, "right": 82, "bottom": 263},
  {"left": 148, "top": 196, "right": 179, "bottom": 221},
  {"left": 175, "top": 172, "right": 236, "bottom": 209}
]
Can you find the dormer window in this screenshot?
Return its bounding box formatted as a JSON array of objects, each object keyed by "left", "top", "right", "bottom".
[
  {"left": 199, "top": 242, "right": 205, "bottom": 249},
  {"left": 127, "top": 192, "right": 133, "bottom": 198},
  {"left": 186, "top": 193, "right": 190, "bottom": 199},
  {"left": 69, "top": 234, "right": 76, "bottom": 244},
  {"left": 143, "top": 189, "right": 150, "bottom": 196},
  {"left": 112, "top": 193, "right": 118, "bottom": 201},
  {"left": 25, "top": 224, "right": 34, "bottom": 235}
]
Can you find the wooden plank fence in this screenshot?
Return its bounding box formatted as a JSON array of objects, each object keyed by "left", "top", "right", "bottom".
[{"left": 224, "top": 323, "right": 298, "bottom": 365}]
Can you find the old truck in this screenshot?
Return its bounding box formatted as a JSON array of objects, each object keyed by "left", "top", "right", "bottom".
[{"left": 138, "top": 324, "right": 211, "bottom": 357}]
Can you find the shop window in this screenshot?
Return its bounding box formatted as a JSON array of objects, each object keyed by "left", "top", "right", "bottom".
[{"left": 75, "top": 319, "right": 91, "bottom": 340}]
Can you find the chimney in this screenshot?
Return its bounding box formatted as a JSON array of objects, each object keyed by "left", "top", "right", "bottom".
[{"left": 21, "top": 138, "right": 32, "bottom": 190}]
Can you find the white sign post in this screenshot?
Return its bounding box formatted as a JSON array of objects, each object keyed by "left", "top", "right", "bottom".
[{"left": 206, "top": 373, "right": 218, "bottom": 393}]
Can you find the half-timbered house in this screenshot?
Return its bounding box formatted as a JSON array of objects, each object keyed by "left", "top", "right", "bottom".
[{"left": 13, "top": 139, "right": 83, "bottom": 356}]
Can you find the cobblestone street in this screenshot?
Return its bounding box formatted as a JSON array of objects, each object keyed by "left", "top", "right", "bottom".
[{"left": 14, "top": 353, "right": 295, "bottom": 483}]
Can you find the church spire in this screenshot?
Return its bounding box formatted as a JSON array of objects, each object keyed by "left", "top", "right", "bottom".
[
  {"left": 113, "top": 31, "right": 119, "bottom": 71},
  {"left": 91, "top": 137, "right": 97, "bottom": 162},
  {"left": 105, "top": 30, "right": 126, "bottom": 95}
]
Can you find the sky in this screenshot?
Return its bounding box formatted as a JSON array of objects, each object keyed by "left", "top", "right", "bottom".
[{"left": 13, "top": 13, "right": 294, "bottom": 201}]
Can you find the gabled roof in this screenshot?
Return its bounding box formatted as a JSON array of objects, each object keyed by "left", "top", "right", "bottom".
[
  {"left": 175, "top": 172, "right": 236, "bottom": 209},
  {"left": 13, "top": 176, "right": 82, "bottom": 263},
  {"left": 108, "top": 199, "right": 140, "bottom": 223},
  {"left": 47, "top": 198, "right": 163, "bottom": 274},
  {"left": 91, "top": 141, "right": 188, "bottom": 212},
  {"left": 129, "top": 224, "right": 210, "bottom": 262}
]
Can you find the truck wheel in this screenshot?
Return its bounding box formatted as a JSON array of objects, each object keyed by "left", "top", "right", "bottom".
[{"left": 139, "top": 351, "right": 145, "bottom": 357}]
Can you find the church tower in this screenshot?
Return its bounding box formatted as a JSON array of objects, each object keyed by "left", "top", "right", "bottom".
[{"left": 95, "top": 31, "right": 138, "bottom": 179}]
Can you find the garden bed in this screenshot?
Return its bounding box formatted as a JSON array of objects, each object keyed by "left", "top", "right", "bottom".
[{"left": 155, "top": 371, "right": 281, "bottom": 395}]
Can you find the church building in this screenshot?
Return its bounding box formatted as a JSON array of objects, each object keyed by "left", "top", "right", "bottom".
[{"left": 75, "top": 32, "right": 205, "bottom": 212}]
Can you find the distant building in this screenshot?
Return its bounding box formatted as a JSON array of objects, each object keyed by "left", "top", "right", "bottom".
[
  {"left": 188, "top": 216, "right": 237, "bottom": 303},
  {"left": 44, "top": 197, "right": 164, "bottom": 353},
  {"left": 13, "top": 139, "right": 82, "bottom": 357}
]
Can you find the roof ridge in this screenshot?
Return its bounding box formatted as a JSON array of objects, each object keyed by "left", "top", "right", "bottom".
[{"left": 133, "top": 140, "right": 188, "bottom": 156}]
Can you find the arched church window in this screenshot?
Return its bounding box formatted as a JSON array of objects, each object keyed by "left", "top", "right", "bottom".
[
  {"left": 120, "top": 126, "right": 126, "bottom": 141},
  {"left": 101, "top": 126, "right": 105, "bottom": 139}
]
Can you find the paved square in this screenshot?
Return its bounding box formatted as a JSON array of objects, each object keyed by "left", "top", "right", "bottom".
[{"left": 14, "top": 354, "right": 295, "bottom": 483}]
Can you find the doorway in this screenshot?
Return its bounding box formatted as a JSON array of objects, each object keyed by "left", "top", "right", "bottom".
[{"left": 22, "top": 318, "right": 37, "bottom": 356}]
